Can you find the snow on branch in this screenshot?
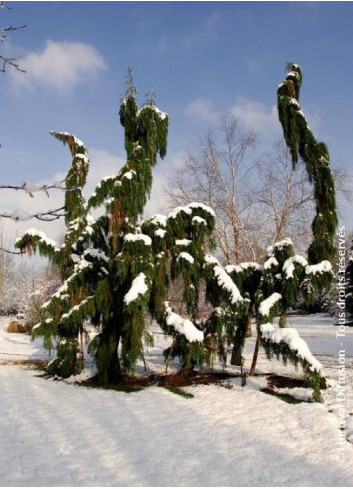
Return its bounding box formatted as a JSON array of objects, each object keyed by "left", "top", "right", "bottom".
[
  {"left": 164, "top": 302, "right": 204, "bottom": 342},
  {"left": 148, "top": 214, "right": 168, "bottom": 227},
  {"left": 188, "top": 202, "right": 216, "bottom": 217},
  {"left": 258, "top": 293, "right": 282, "bottom": 319},
  {"left": 168, "top": 202, "right": 216, "bottom": 220},
  {"left": 267, "top": 238, "right": 293, "bottom": 256},
  {"left": 42, "top": 258, "right": 93, "bottom": 307},
  {"left": 15, "top": 228, "right": 59, "bottom": 252},
  {"left": 124, "top": 273, "right": 149, "bottom": 305},
  {"left": 283, "top": 255, "right": 308, "bottom": 278},
  {"left": 124, "top": 233, "right": 152, "bottom": 246},
  {"left": 263, "top": 256, "right": 279, "bottom": 270},
  {"left": 205, "top": 255, "right": 246, "bottom": 305},
  {"left": 305, "top": 260, "right": 332, "bottom": 276},
  {"left": 204, "top": 254, "right": 220, "bottom": 266},
  {"left": 60, "top": 295, "right": 95, "bottom": 322},
  {"left": 0, "top": 206, "right": 66, "bottom": 222},
  {"left": 177, "top": 252, "right": 194, "bottom": 264},
  {"left": 212, "top": 265, "right": 243, "bottom": 304},
  {"left": 0, "top": 180, "right": 70, "bottom": 197},
  {"left": 226, "top": 262, "right": 261, "bottom": 275},
  {"left": 260, "top": 323, "right": 322, "bottom": 372},
  {"left": 175, "top": 239, "right": 192, "bottom": 247},
  {"left": 138, "top": 104, "right": 168, "bottom": 121}
]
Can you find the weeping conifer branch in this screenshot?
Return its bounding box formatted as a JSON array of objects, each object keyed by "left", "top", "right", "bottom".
[
  {"left": 15, "top": 131, "right": 93, "bottom": 377},
  {"left": 277, "top": 63, "right": 338, "bottom": 264}
]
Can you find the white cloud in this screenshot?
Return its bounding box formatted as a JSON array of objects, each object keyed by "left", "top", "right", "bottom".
[
  {"left": 230, "top": 97, "right": 279, "bottom": 134},
  {"left": 185, "top": 98, "right": 219, "bottom": 122},
  {"left": 86, "top": 149, "right": 125, "bottom": 197},
  {"left": 145, "top": 150, "right": 187, "bottom": 217},
  {"left": 11, "top": 40, "right": 107, "bottom": 91},
  {"left": 182, "top": 11, "right": 220, "bottom": 51},
  {"left": 186, "top": 97, "right": 281, "bottom": 135}
]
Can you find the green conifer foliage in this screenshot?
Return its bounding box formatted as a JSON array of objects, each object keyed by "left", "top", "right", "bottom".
[
  {"left": 258, "top": 240, "right": 329, "bottom": 400},
  {"left": 141, "top": 202, "right": 251, "bottom": 371},
  {"left": 55, "top": 77, "right": 169, "bottom": 383},
  {"left": 221, "top": 239, "right": 330, "bottom": 400},
  {"left": 277, "top": 64, "right": 338, "bottom": 264},
  {"left": 16, "top": 76, "right": 213, "bottom": 382},
  {"left": 15, "top": 132, "right": 92, "bottom": 376}
]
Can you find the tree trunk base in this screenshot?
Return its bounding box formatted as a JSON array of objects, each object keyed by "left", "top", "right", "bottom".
[{"left": 249, "top": 331, "right": 261, "bottom": 376}]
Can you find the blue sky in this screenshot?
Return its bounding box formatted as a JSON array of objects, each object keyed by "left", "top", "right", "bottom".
[{"left": 1, "top": 1, "right": 353, "bottom": 247}]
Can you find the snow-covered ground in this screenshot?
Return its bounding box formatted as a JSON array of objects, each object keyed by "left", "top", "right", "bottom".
[
  {"left": 0, "top": 314, "right": 353, "bottom": 486},
  {"left": 0, "top": 318, "right": 51, "bottom": 364}
]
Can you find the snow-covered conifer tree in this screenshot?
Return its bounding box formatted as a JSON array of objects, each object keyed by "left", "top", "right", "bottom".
[
  {"left": 15, "top": 74, "right": 251, "bottom": 382},
  {"left": 16, "top": 72, "right": 171, "bottom": 381}
]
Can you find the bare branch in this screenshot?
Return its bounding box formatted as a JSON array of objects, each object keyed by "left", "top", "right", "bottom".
[
  {"left": 0, "top": 53, "right": 25, "bottom": 73},
  {"left": 0, "top": 2, "right": 11, "bottom": 9},
  {"left": 0, "top": 180, "right": 73, "bottom": 197},
  {"left": 0, "top": 4, "right": 27, "bottom": 73},
  {"left": 0, "top": 246, "right": 27, "bottom": 255},
  {"left": 0, "top": 207, "right": 66, "bottom": 222},
  {"left": 0, "top": 24, "right": 26, "bottom": 38}
]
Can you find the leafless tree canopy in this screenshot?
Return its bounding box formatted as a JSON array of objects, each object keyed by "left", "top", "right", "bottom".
[
  {"left": 0, "top": 2, "right": 26, "bottom": 73},
  {"left": 254, "top": 141, "right": 315, "bottom": 255},
  {"left": 168, "top": 115, "right": 260, "bottom": 263},
  {"left": 167, "top": 115, "right": 353, "bottom": 264}
]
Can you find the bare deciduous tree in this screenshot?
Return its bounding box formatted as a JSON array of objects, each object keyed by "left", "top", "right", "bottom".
[
  {"left": 168, "top": 115, "right": 260, "bottom": 264},
  {"left": 0, "top": 2, "right": 26, "bottom": 73},
  {"left": 256, "top": 142, "right": 353, "bottom": 256},
  {"left": 254, "top": 141, "right": 315, "bottom": 255},
  {"left": 168, "top": 117, "right": 353, "bottom": 265}
]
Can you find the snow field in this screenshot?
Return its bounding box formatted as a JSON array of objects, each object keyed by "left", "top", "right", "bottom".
[
  {"left": 0, "top": 366, "right": 353, "bottom": 486},
  {"left": 0, "top": 315, "right": 353, "bottom": 486}
]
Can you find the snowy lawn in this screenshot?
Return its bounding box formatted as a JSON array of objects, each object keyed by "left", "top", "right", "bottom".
[
  {"left": 0, "top": 314, "right": 353, "bottom": 486},
  {"left": 0, "top": 316, "right": 51, "bottom": 363}
]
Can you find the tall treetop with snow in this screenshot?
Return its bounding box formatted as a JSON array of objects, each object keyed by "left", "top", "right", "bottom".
[
  {"left": 15, "top": 71, "right": 173, "bottom": 382},
  {"left": 277, "top": 63, "right": 337, "bottom": 265}
]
